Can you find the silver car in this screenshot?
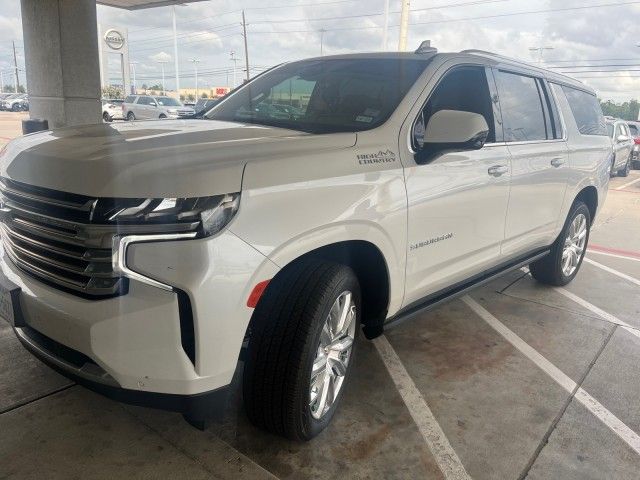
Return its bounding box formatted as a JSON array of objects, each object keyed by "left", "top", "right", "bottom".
[
  {"left": 606, "top": 119, "right": 633, "bottom": 177},
  {"left": 627, "top": 121, "right": 640, "bottom": 169},
  {"left": 122, "top": 94, "right": 195, "bottom": 121}
]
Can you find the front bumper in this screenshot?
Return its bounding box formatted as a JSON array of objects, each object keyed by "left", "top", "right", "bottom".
[
  {"left": 14, "top": 324, "right": 229, "bottom": 416},
  {"left": 3, "top": 229, "right": 278, "bottom": 410}
]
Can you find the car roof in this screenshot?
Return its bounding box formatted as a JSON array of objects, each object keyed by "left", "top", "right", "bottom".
[{"left": 295, "top": 49, "right": 592, "bottom": 95}]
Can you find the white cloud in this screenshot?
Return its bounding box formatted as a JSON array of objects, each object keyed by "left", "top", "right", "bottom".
[{"left": 0, "top": 0, "right": 639, "bottom": 100}]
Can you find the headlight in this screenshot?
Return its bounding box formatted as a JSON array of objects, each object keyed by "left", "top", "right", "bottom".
[{"left": 96, "top": 193, "right": 240, "bottom": 238}]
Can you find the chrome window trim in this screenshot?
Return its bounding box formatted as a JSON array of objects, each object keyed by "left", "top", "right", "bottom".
[{"left": 112, "top": 232, "right": 197, "bottom": 291}]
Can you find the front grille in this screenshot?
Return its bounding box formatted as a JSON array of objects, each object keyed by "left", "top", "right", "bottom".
[{"left": 0, "top": 178, "right": 126, "bottom": 298}]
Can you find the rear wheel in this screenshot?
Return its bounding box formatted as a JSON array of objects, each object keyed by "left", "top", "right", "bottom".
[
  {"left": 102, "top": 112, "right": 112, "bottom": 122},
  {"left": 530, "top": 201, "right": 590, "bottom": 286},
  {"left": 159, "top": 114, "right": 167, "bottom": 119},
  {"left": 618, "top": 158, "right": 631, "bottom": 177},
  {"left": 126, "top": 112, "right": 135, "bottom": 121},
  {"left": 243, "top": 259, "right": 360, "bottom": 440}
]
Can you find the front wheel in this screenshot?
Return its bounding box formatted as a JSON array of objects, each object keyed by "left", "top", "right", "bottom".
[
  {"left": 530, "top": 201, "right": 591, "bottom": 286},
  {"left": 243, "top": 259, "right": 360, "bottom": 440},
  {"left": 103, "top": 112, "right": 112, "bottom": 122}
]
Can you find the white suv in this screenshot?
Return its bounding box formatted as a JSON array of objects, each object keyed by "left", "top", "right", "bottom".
[{"left": 0, "top": 47, "right": 611, "bottom": 440}]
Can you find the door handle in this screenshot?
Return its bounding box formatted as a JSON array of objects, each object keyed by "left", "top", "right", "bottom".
[
  {"left": 488, "top": 165, "right": 509, "bottom": 177},
  {"left": 550, "top": 157, "right": 565, "bottom": 168}
]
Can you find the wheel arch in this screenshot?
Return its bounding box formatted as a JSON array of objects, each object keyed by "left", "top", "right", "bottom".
[
  {"left": 575, "top": 185, "right": 598, "bottom": 221},
  {"left": 252, "top": 240, "right": 393, "bottom": 340}
]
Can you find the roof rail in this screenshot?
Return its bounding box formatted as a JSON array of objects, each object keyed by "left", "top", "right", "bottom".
[
  {"left": 460, "top": 49, "right": 539, "bottom": 69},
  {"left": 460, "top": 49, "right": 584, "bottom": 85}
]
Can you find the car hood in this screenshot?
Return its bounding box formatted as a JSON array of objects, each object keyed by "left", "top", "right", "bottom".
[{"left": 0, "top": 120, "right": 356, "bottom": 198}]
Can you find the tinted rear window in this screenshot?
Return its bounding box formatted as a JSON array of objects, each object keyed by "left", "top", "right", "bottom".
[
  {"left": 558, "top": 85, "right": 607, "bottom": 136},
  {"left": 124, "top": 96, "right": 136, "bottom": 103},
  {"left": 495, "top": 70, "right": 548, "bottom": 142}
]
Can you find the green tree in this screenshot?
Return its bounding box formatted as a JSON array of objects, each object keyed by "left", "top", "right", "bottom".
[
  {"left": 600, "top": 99, "right": 640, "bottom": 121},
  {"left": 101, "top": 85, "right": 123, "bottom": 99},
  {"left": 201, "top": 92, "right": 209, "bottom": 98},
  {"left": 187, "top": 93, "right": 195, "bottom": 102}
]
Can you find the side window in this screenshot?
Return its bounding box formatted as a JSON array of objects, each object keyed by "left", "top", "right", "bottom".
[
  {"left": 557, "top": 84, "right": 607, "bottom": 136},
  {"left": 494, "top": 70, "right": 548, "bottom": 142},
  {"left": 629, "top": 124, "right": 638, "bottom": 137},
  {"left": 124, "top": 95, "right": 135, "bottom": 103},
  {"left": 416, "top": 66, "right": 497, "bottom": 147},
  {"left": 138, "top": 96, "right": 151, "bottom": 106}
]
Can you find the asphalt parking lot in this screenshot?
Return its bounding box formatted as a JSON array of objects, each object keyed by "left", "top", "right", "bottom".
[{"left": 1, "top": 112, "right": 640, "bottom": 478}]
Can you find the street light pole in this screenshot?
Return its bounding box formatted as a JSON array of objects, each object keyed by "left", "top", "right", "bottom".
[
  {"left": 528, "top": 46, "right": 554, "bottom": 64},
  {"left": 230, "top": 51, "right": 238, "bottom": 88},
  {"left": 382, "top": 0, "right": 390, "bottom": 50},
  {"left": 172, "top": 6, "right": 180, "bottom": 95},
  {"left": 320, "top": 28, "right": 326, "bottom": 56},
  {"left": 130, "top": 61, "right": 138, "bottom": 94},
  {"left": 190, "top": 58, "right": 200, "bottom": 98},
  {"left": 158, "top": 60, "right": 168, "bottom": 95},
  {"left": 398, "top": 0, "right": 410, "bottom": 51},
  {"left": 242, "top": 10, "right": 250, "bottom": 82}
]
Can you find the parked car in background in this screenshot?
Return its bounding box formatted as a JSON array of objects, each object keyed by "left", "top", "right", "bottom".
[
  {"left": 0, "top": 94, "right": 28, "bottom": 112},
  {"left": 102, "top": 99, "right": 124, "bottom": 122},
  {"left": 0, "top": 48, "right": 612, "bottom": 440},
  {"left": 626, "top": 121, "right": 640, "bottom": 169},
  {"left": 122, "top": 95, "right": 195, "bottom": 121},
  {"left": 606, "top": 119, "right": 633, "bottom": 176}
]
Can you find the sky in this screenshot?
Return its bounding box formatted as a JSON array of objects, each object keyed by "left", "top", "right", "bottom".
[{"left": 1, "top": 0, "right": 639, "bottom": 101}]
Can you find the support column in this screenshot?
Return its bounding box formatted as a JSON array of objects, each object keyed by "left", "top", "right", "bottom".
[{"left": 20, "top": 0, "right": 101, "bottom": 128}]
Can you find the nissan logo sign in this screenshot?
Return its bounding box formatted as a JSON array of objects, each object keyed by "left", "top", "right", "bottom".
[{"left": 104, "top": 29, "right": 125, "bottom": 50}]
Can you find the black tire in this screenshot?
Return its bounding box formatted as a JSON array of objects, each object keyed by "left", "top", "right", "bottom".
[
  {"left": 243, "top": 259, "right": 361, "bottom": 441},
  {"left": 159, "top": 114, "right": 167, "bottom": 119},
  {"left": 618, "top": 158, "right": 631, "bottom": 177},
  {"left": 126, "top": 112, "right": 135, "bottom": 121},
  {"left": 610, "top": 155, "right": 617, "bottom": 177},
  {"left": 530, "top": 201, "right": 591, "bottom": 286},
  {"left": 11, "top": 104, "right": 19, "bottom": 112},
  {"left": 103, "top": 112, "right": 112, "bottom": 123}
]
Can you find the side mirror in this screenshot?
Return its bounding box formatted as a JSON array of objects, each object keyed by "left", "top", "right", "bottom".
[
  {"left": 413, "top": 110, "right": 490, "bottom": 164},
  {"left": 617, "top": 134, "right": 630, "bottom": 143}
]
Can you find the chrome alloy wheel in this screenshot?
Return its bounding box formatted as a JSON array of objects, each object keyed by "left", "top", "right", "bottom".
[
  {"left": 309, "top": 291, "right": 356, "bottom": 420},
  {"left": 562, "top": 213, "right": 587, "bottom": 277}
]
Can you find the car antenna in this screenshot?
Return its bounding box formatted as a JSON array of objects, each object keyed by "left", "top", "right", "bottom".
[{"left": 415, "top": 40, "right": 437, "bottom": 54}]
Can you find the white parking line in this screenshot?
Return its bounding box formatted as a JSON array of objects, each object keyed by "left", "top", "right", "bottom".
[
  {"left": 583, "top": 257, "right": 640, "bottom": 287},
  {"left": 373, "top": 335, "right": 472, "bottom": 480},
  {"left": 554, "top": 287, "right": 640, "bottom": 340},
  {"left": 615, "top": 176, "right": 640, "bottom": 190},
  {"left": 587, "top": 250, "right": 640, "bottom": 263},
  {"left": 462, "top": 295, "right": 640, "bottom": 456}
]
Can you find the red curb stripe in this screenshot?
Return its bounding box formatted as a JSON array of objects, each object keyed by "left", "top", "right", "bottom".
[{"left": 589, "top": 244, "right": 640, "bottom": 260}]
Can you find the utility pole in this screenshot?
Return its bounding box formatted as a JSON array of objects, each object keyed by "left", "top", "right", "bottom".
[
  {"left": 382, "top": 0, "right": 390, "bottom": 50},
  {"left": 130, "top": 61, "right": 138, "bottom": 94},
  {"left": 241, "top": 10, "right": 250, "bottom": 82},
  {"left": 230, "top": 51, "right": 238, "bottom": 88},
  {"left": 398, "top": 0, "right": 410, "bottom": 51},
  {"left": 12, "top": 41, "right": 20, "bottom": 92},
  {"left": 0, "top": 71, "right": 4, "bottom": 93},
  {"left": 528, "top": 45, "right": 554, "bottom": 64},
  {"left": 158, "top": 60, "right": 168, "bottom": 95},
  {"left": 190, "top": 58, "right": 200, "bottom": 98},
  {"left": 172, "top": 6, "right": 180, "bottom": 95},
  {"left": 320, "top": 28, "right": 326, "bottom": 56}
]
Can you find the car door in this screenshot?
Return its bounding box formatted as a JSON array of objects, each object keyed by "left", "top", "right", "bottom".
[
  {"left": 135, "top": 96, "right": 152, "bottom": 119},
  {"left": 494, "top": 69, "right": 570, "bottom": 257},
  {"left": 614, "top": 122, "right": 633, "bottom": 169},
  {"left": 401, "top": 64, "right": 512, "bottom": 306}
]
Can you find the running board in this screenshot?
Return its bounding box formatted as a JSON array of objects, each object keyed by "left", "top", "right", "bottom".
[{"left": 383, "top": 248, "right": 549, "bottom": 332}]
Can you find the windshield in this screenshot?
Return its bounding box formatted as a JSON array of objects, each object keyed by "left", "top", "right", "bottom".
[
  {"left": 155, "top": 97, "right": 182, "bottom": 107},
  {"left": 205, "top": 58, "right": 430, "bottom": 133}
]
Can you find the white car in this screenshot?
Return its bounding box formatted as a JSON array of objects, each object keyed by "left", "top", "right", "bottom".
[
  {"left": 102, "top": 99, "right": 124, "bottom": 122},
  {"left": 0, "top": 46, "right": 611, "bottom": 440},
  {"left": 122, "top": 94, "right": 195, "bottom": 121},
  {"left": 606, "top": 119, "right": 633, "bottom": 177}
]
